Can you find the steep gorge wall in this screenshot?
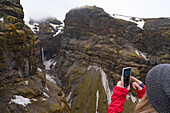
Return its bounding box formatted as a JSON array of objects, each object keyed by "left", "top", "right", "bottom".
[
  {"left": 51, "top": 6, "right": 170, "bottom": 113},
  {"left": 0, "top": 0, "right": 37, "bottom": 78},
  {"left": 0, "top": 1, "right": 70, "bottom": 113}
]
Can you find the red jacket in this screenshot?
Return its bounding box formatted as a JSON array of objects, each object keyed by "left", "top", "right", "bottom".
[{"left": 108, "top": 85, "right": 146, "bottom": 113}]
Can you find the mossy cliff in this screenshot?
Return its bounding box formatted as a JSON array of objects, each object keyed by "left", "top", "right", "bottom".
[
  {"left": 0, "top": 1, "right": 70, "bottom": 112},
  {"left": 0, "top": 0, "right": 36, "bottom": 77},
  {"left": 49, "top": 6, "right": 170, "bottom": 113}
]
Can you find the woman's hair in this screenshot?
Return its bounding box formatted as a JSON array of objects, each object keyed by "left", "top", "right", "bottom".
[{"left": 134, "top": 94, "right": 158, "bottom": 113}]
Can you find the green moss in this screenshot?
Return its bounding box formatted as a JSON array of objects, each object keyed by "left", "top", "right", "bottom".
[
  {"left": 69, "top": 67, "right": 83, "bottom": 83},
  {"left": 48, "top": 104, "right": 63, "bottom": 113},
  {"left": 84, "top": 43, "right": 93, "bottom": 50},
  {"left": 6, "top": 23, "right": 16, "bottom": 31},
  {"left": 119, "top": 50, "right": 124, "bottom": 57},
  {"left": 6, "top": 16, "right": 17, "bottom": 23},
  {"left": 71, "top": 68, "right": 108, "bottom": 113},
  {"left": 37, "top": 71, "right": 46, "bottom": 87},
  {"left": 3, "top": 5, "right": 15, "bottom": 12},
  {"left": 123, "top": 98, "right": 136, "bottom": 113},
  {"left": 16, "top": 30, "right": 25, "bottom": 35},
  {"left": 160, "top": 54, "right": 170, "bottom": 60}
]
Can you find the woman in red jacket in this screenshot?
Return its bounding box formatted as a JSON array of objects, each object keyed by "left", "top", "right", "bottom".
[{"left": 108, "top": 64, "right": 170, "bottom": 113}]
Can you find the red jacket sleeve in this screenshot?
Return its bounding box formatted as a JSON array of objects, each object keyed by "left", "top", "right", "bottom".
[
  {"left": 108, "top": 86, "right": 129, "bottom": 113},
  {"left": 136, "top": 85, "right": 146, "bottom": 99}
]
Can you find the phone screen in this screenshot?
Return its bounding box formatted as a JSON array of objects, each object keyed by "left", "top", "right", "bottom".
[{"left": 123, "top": 68, "right": 131, "bottom": 88}]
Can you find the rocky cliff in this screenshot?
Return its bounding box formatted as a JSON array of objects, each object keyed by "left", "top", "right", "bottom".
[
  {"left": 0, "top": 1, "right": 70, "bottom": 113},
  {"left": 44, "top": 6, "right": 169, "bottom": 113},
  {"left": 0, "top": 2, "right": 169, "bottom": 113}
]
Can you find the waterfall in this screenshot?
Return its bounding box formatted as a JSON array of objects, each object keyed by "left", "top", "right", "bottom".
[{"left": 42, "top": 48, "right": 45, "bottom": 61}]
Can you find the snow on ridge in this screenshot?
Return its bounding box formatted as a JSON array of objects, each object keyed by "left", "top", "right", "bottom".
[
  {"left": 26, "top": 22, "right": 39, "bottom": 33},
  {"left": 111, "top": 14, "right": 145, "bottom": 29},
  {"left": 46, "top": 74, "right": 56, "bottom": 84},
  {"left": 135, "top": 50, "right": 149, "bottom": 61},
  {"left": 88, "top": 65, "right": 112, "bottom": 105},
  {"left": 49, "top": 23, "right": 60, "bottom": 30},
  {"left": 96, "top": 90, "right": 99, "bottom": 113},
  {"left": 9, "top": 95, "right": 31, "bottom": 107},
  {"left": 0, "top": 17, "right": 4, "bottom": 23}
]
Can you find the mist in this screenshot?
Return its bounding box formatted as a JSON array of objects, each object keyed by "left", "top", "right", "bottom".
[{"left": 21, "top": 0, "right": 170, "bottom": 22}]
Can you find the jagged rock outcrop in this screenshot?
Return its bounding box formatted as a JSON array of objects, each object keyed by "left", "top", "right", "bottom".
[
  {"left": 0, "top": 1, "right": 70, "bottom": 113},
  {"left": 46, "top": 6, "right": 170, "bottom": 113}
]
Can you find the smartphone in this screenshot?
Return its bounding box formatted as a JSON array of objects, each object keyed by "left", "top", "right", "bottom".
[{"left": 122, "top": 67, "right": 131, "bottom": 88}]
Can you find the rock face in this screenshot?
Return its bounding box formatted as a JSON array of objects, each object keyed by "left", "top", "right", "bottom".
[
  {"left": 28, "top": 17, "right": 64, "bottom": 60},
  {"left": 47, "top": 6, "right": 169, "bottom": 113},
  {"left": 0, "top": 2, "right": 169, "bottom": 113},
  {"left": 0, "top": 0, "right": 36, "bottom": 77},
  {"left": 0, "top": 1, "right": 70, "bottom": 113}
]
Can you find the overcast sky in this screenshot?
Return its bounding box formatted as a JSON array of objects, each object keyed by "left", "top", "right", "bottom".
[{"left": 21, "top": 0, "right": 170, "bottom": 22}]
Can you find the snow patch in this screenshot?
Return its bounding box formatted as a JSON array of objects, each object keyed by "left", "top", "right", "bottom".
[
  {"left": 31, "top": 98, "right": 37, "bottom": 101},
  {"left": 111, "top": 14, "right": 145, "bottom": 29},
  {"left": 96, "top": 90, "right": 99, "bottom": 113},
  {"left": 53, "top": 26, "right": 64, "bottom": 37},
  {"left": 50, "top": 23, "right": 60, "bottom": 30},
  {"left": 69, "top": 99, "right": 72, "bottom": 106},
  {"left": 27, "top": 22, "right": 39, "bottom": 33},
  {"left": 0, "top": 17, "right": 4, "bottom": 23},
  {"left": 24, "top": 81, "right": 28, "bottom": 85},
  {"left": 37, "top": 68, "right": 42, "bottom": 72},
  {"left": 45, "top": 86, "right": 49, "bottom": 91},
  {"left": 88, "top": 66, "right": 112, "bottom": 105},
  {"left": 43, "top": 59, "right": 57, "bottom": 70},
  {"left": 66, "top": 92, "right": 72, "bottom": 101},
  {"left": 135, "top": 50, "right": 149, "bottom": 61},
  {"left": 9, "top": 95, "right": 31, "bottom": 107},
  {"left": 135, "top": 50, "right": 140, "bottom": 56},
  {"left": 130, "top": 94, "right": 137, "bottom": 103},
  {"left": 42, "top": 98, "right": 47, "bottom": 101},
  {"left": 43, "top": 92, "right": 49, "bottom": 98},
  {"left": 126, "top": 94, "right": 137, "bottom": 103},
  {"left": 46, "top": 74, "right": 56, "bottom": 84}
]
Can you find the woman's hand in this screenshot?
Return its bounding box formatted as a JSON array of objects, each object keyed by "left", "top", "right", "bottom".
[
  {"left": 130, "top": 76, "right": 143, "bottom": 90},
  {"left": 116, "top": 76, "right": 130, "bottom": 90}
]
